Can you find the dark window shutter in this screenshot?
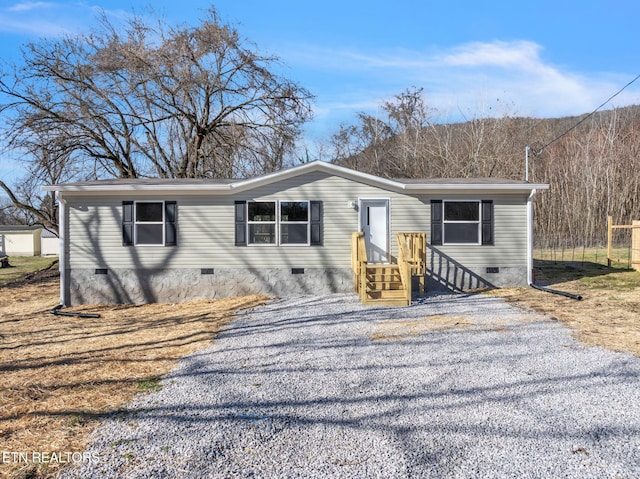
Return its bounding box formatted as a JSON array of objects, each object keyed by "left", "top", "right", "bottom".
[
  {"left": 165, "top": 201, "right": 177, "bottom": 246},
  {"left": 235, "top": 201, "right": 247, "bottom": 246},
  {"left": 310, "top": 201, "right": 322, "bottom": 245},
  {"left": 482, "top": 200, "right": 494, "bottom": 245},
  {"left": 430, "top": 200, "right": 443, "bottom": 245},
  {"left": 123, "top": 201, "right": 134, "bottom": 246}
]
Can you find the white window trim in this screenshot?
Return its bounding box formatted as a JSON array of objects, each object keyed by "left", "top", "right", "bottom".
[
  {"left": 247, "top": 200, "right": 277, "bottom": 247},
  {"left": 134, "top": 200, "right": 165, "bottom": 246},
  {"left": 280, "top": 200, "right": 311, "bottom": 246},
  {"left": 442, "top": 199, "right": 481, "bottom": 246},
  {"left": 246, "top": 200, "right": 312, "bottom": 247}
]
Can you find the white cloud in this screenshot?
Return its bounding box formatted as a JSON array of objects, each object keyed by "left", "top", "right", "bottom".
[
  {"left": 0, "top": 14, "right": 70, "bottom": 35},
  {"left": 7, "top": 2, "right": 55, "bottom": 13},
  {"left": 0, "top": 2, "right": 131, "bottom": 37},
  {"left": 442, "top": 40, "right": 542, "bottom": 69},
  {"left": 284, "top": 40, "right": 640, "bottom": 124}
]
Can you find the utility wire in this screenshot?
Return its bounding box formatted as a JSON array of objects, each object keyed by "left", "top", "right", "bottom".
[{"left": 532, "top": 72, "right": 640, "bottom": 155}]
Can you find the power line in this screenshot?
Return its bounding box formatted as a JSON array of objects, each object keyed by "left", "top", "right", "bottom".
[{"left": 532, "top": 72, "right": 640, "bottom": 155}]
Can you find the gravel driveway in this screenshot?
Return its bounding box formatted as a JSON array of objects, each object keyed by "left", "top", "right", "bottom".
[{"left": 62, "top": 293, "right": 640, "bottom": 478}]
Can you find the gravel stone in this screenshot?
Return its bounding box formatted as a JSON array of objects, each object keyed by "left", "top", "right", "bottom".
[{"left": 60, "top": 292, "right": 640, "bottom": 478}]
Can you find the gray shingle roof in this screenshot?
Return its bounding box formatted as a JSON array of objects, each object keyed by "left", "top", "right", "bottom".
[
  {"left": 54, "top": 178, "right": 237, "bottom": 187},
  {"left": 0, "top": 225, "right": 42, "bottom": 232},
  {"left": 393, "top": 177, "right": 529, "bottom": 185}
]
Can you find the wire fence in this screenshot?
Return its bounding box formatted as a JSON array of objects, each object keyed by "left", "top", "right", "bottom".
[{"left": 534, "top": 231, "right": 633, "bottom": 270}]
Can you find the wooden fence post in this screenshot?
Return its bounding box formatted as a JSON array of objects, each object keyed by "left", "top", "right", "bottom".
[{"left": 633, "top": 220, "right": 640, "bottom": 272}]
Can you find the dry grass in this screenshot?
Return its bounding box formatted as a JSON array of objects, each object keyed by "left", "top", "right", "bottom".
[
  {"left": 489, "top": 263, "right": 640, "bottom": 357},
  {"left": 0, "top": 272, "right": 268, "bottom": 479}
]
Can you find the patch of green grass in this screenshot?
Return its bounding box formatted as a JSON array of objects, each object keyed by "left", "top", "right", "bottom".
[
  {"left": 533, "top": 259, "right": 605, "bottom": 284},
  {"left": 0, "top": 255, "right": 58, "bottom": 284},
  {"left": 533, "top": 246, "right": 640, "bottom": 286},
  {"left": 535, "top": 246, "right": 631, "bottom": 267},
  {"left": 579, "top": 270, "right": 640, "bottom": 290},
  {"left": 137, "top": 376, "right": 162, "bottom": 392}
]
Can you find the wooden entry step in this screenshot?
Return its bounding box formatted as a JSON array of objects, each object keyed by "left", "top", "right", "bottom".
[{"left": 362, "top": 264, "right": 409, "bottom": 306}]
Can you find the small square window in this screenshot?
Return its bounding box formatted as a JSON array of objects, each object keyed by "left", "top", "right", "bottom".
[
  {"left": 248, "top": 202, "right": 276, "bottom": 245},
  {"left": 135, "top": 202, "right": 164, "bottom": 245},
  {"left": 443, "top": 201, "right": 480, "bottom": 244},
  {"left": 280, "top": 201, "right": 309, "bottom": 245}
]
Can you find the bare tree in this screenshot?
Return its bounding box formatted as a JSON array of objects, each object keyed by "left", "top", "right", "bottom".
[
  {"left": 330, "top": 113, "right": 393, "bottom": 176},
  {"left": 381, "top": 87, "right": 432, "bottom": 176},
  {"left": 0, "top": 197, "right": 30, "bottom": 225},
  {"left": 0, "top": 8, "right": 313, "bottom": 230}
]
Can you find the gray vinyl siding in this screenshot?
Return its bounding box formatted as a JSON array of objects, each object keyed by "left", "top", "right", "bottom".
[{"left": 65, "top": 171, "right": 528, "bottom": 270}]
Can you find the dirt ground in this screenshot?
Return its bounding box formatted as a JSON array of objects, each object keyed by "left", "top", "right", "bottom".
[{"left": 0, "top": 271, "right": 267, "bottom": 479}]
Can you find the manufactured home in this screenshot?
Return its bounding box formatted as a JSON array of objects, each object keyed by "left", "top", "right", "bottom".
[{"left": 43, "top": 161, "right": 548, "bottom": 306}]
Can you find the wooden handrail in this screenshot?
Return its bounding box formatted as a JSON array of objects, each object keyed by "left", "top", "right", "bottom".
[
  {"left": 351, "top": 232, "right": 367, "bottom": 293},
  {"left": 351, "top": 232, "right": 367, "bottom": 267},
  {"left": 397, "top": 232, "right": 426, "bottom": 295},
  {"left": 396, "top": 235, "right": 412, "bottom": 303}
]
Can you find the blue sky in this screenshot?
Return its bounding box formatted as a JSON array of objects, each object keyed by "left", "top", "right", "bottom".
[{"left": 1, "top": 0, "right": 640, "bottom": 182}]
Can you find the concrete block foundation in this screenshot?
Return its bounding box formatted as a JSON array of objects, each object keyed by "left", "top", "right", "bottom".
[
  {"left": 66, "top": 265, "right": 527, "bottom": 305},
  {"left": 68, "top": 268, "right": 354, "bottom": 305}
]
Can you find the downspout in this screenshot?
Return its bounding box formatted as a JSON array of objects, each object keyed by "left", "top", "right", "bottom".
[
  {"left": 527, "top": 188, "right": 535, "bottom": 286},
  {"left": 57, "top": 191, "right": 67, "bottom": 306},
  {"left": 525, "top": 145, "right": 530, "bottom": 182}
]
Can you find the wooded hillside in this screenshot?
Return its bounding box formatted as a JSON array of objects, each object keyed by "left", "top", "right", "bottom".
[{"left": 330, "top": 89, "right": 640, "bottom": 248}]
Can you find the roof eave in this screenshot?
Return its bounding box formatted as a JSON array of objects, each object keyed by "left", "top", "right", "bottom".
[
  {"left": 403, "top": 183, "right": 550, "bottom": 192},
  {"left": 42, "top": 184, "right": 233, "bottom": 193}
]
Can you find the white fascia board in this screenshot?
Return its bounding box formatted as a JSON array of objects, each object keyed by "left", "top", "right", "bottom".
[
  {"left": 41, "top": 183, "right": 233, "bottom": 194},
  {"left": 403, "top": 182, "right": 549, "bottom": 193}
]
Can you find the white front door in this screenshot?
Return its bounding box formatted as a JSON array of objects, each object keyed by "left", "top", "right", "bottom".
[{"left": 360, "top": 199, "right": 389, "bottom": 263}]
